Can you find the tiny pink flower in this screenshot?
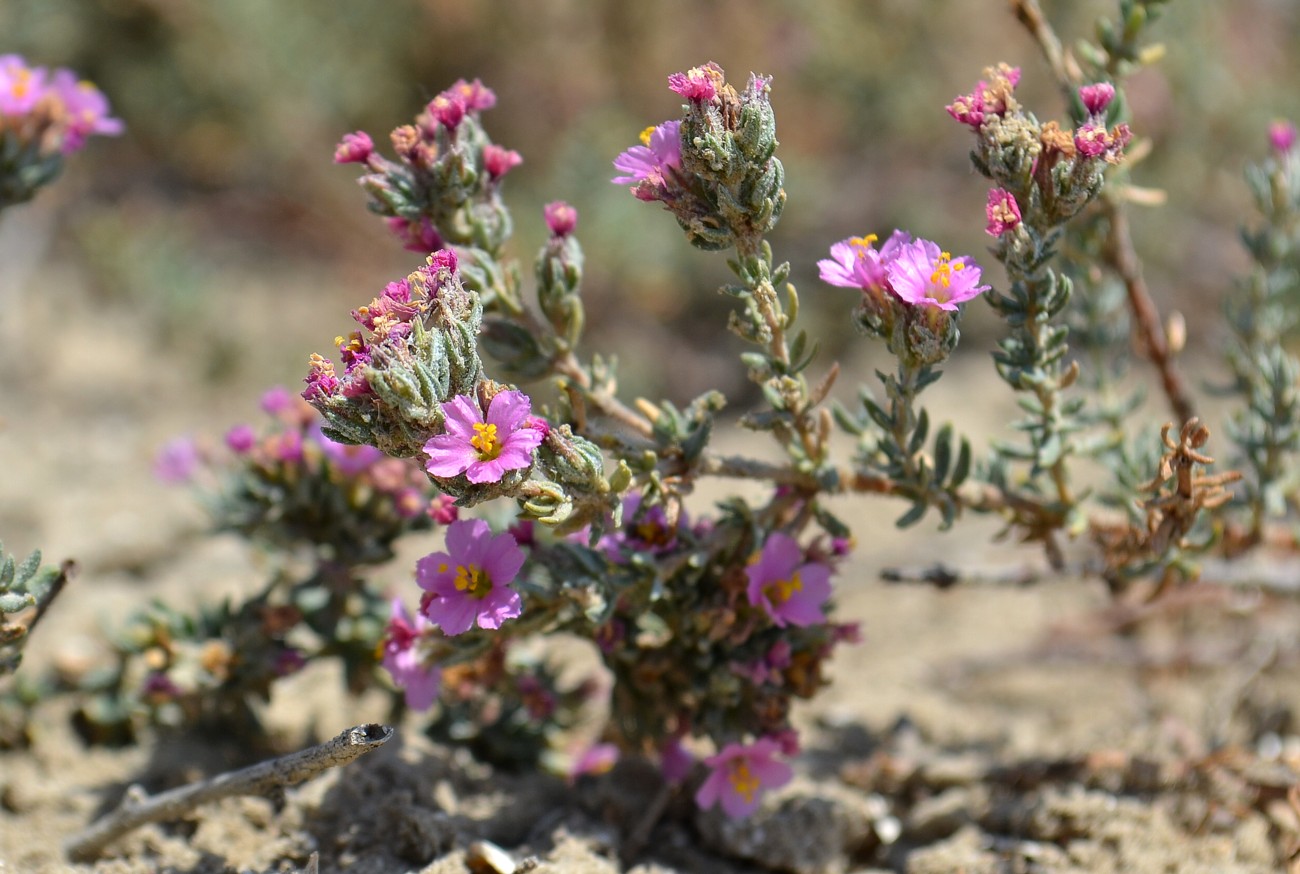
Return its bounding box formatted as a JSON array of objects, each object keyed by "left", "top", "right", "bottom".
[
  {"left": 543, "top": 201, "right": 577, "bottom": 237},
  {"left": 447, "top": 78, "right": 497, "bottom": 112},
  {"left": 260, "top": 385, "right": 294, "bottom": 415},
  {"left": 695, "top": 738, "right": 793, "bottom": 818},
  {"left": 668, "top": 62, "right": 723, "bottom": 103},
  {"left": 416, "top": 518, "right": 525, "bottom": 635},
  {"left": 612, "top": 120, "right": 682, "bottom": 192},
  {"left": 333, "top": 130, "right": 374, "bottom": 164},
  {"left": 428, "top": 92, "right": 466, "bottom": 130},
  {"left": 386, "top": 215, "right": 444, "bottom": 254},
  {"left": 427, "top": 493, "right": 459, "bottom": 525},
  {"left": 424, "top": 390, "right": 544, "bottom": 484},
  {"left": 392, "top": 487, "right": 425, "bottom": 519},
  {"left": 1269, "top": 120, "right": 1297, "bottom": 155},
  {"left": 745, "top": 532, "right": 832, "bottom": 628},
  {"left": 302, "top": 354, "right": 340, "bottom": 403},
  {"left": 1078, "top": 82, "right": 1115, "bottom": 116},
  {"left": 0, "top": 55, "right": 46, "bottom": 116},
  {"left": 382, "top": 599, "right": 441, "bottom": 710},
  {"left": 269, "top": 429, "right": 304, "bottom": 463},
  {"left": 225, "top": 424, "right": 256, "bottom": 454},
  {"left": 985, "top": 187, "right": 1022, "bottom": 237},
  {"left": 568, "top": 742, "right": 620, "bottom": 783},
  {"left": 483, "top": 143, "right": 522, "bottom": 179},
  {"left": 47, "top": 69, "right": 123, "bottom": 152},
  {"left": 154, "top": 436, "right": 201, "bottom": 483},
  {"left": 314, "top": 426, "right": 384, "bottom": 475},
  {"left": 885, "top": 237, "right": 989, "bottom": 311}
]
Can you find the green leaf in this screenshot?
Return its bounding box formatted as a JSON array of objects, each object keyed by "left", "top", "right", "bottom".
[
  {"left": 895, "top": 501, "right": 928, "bottom": 528},
  {"left": 933, "top": 423, "right": 953, "bottom": 482}
]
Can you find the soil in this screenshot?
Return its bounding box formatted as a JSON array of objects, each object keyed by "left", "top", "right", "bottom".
[{"left": 3, "top": 213, "right": 1300, "bottom": 873}]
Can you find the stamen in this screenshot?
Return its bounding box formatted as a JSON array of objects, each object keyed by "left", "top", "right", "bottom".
[
  {"left": 639, "top": 126, "right": 656, "bottom": 146},
  {"left": 453, "top": 563, "right": 490, "bottom": 598},
  {"left": 728, "top": 760, "right": 760, "bottom": 802},
  {"left": 471, "top": 422, "right": 501, "bottom": 458}
]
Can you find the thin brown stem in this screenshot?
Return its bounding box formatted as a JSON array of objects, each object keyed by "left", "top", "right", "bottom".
[{"left": 1101, "top": 197, "right": 1197, "bottom": 424}]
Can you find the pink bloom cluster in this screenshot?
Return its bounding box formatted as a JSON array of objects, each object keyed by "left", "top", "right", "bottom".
[
  {"left": 303, "top": 250, "right": 460, "bottom": 403},
  {"left": 424, "top": 390, "right": 545, "bottom": 484},
  {"left": 819, "top": 231, "right": 989, "bottom": 312},
  {"left": 0, "top": 54, "right": 123, "bottom": 153},
  {"left": 945, "top": 63, "right": 1021, "bottom": 129},
  {"left": 416, "top": 518, "right": 526, "bottom": 635},
  {"left": 668, "top": 62, "right": 724, "bottom": 103},
  {"left": 611, "top": 119, "right": 683, "bottom": 202}
]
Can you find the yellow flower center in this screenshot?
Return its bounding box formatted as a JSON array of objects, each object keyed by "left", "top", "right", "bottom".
[
  {"left": 639, "top": 125, "right": 657, "bottom": 146},
  {"left": 764, "top": 572, "right": 803, "bottom": 606},
  {"left": 928, "top": 251, "right": 966, "bottom": 297},
  {"left": 453, "top": 563, "right": 491, "bottom": 599},
  {"left": 471, "top": 422, "right": 502, "bottom": 459},
  {"left": 728, "top": 759, "right": 760, "bottom": 803}
]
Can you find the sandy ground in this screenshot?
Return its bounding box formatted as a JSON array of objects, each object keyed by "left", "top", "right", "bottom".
[{"left": 3, "top": 209, "right": 1300, "bottom": 873}]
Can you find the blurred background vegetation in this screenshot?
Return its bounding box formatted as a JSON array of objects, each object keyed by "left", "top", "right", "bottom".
[{"left": 2, "top": 0, "right": 1298, "bottom": 405}]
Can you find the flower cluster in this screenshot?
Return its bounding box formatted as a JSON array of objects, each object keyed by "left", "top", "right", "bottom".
[
  {"left": 819, "top": 230, "right": 989, "bottom": 365},
  {"left": 0, "top": 54, "right": 122, "bottom": 209},
  {"left": 613, "top": 62, "right": 784, "bottom": 253},
  {"left": 161, "top": 386, "right": 441, "bottom": 563},
  {"left": 302, "top": 249, "right": 485, "bottom": 460},
  {"left": 334, "top": 78, "right": 518, "bottom": 257},
  {"left": 947, "top": 64, "right": 1131, "bottom": 230}
]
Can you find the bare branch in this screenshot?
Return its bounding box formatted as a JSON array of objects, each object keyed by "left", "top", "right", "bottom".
[{"left": 66, "top": 723, "right": 394, "bottom": 862}]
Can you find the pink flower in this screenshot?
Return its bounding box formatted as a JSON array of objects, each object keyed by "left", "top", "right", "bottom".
[
  {"left": 260, "top": 385, "right": 294, "bottom": 415},
  {"left": 0, "top": 55, "right": 45, "bottom": 116},
  {"left": 447, "top": 78, "right": 497, "bottom": 112},
  {"left": 568, "top": 742, "right": 620, "bottom": 783},
  {"left": 424, "top": 390, "right": 544, "bottom": 484},
  {"left": 695, "top": 738, "right": 793, "bottom": 818},
  {"left": 1079, "top": 82, "right": 1115, "bottom": 116},
  {"left": 745, "top": 533, "right": 832, "bottom": 627},
  {"left": 885, "top": 237, "right": 989, "bottom": 311},
  {"left": 1270, "top": 120, "right": 1297, "bottom": 155},
  {"left": 483, "top": 143, "right": 523, "bottom": 180},
  {"left": 334, "top": 130, "right": 374, "bottom": 164},
  {"left": 1075, "top": 121, "right": 1131, "bottom": 163},
  {"left": 47, "top": 69, "right": 123, "bottom": 153},
  {"left": 313, "top": 426, "right": 385, "bottom": 474},
  {"left": 385, "top": 216, "right": 444, "bottom": 254},
  {"left": 382, "top": 599, "right": 441, "bottom": 710},
  {"left": 817, "top": 230, "right": 910, "bottom": 292},
  {"left": 985, "top": 188, "right": 1022, "bottom": 237},
  {"left": 302, "top": 354, "right": 340, "bottom": 403},
  {"left": 543, "top": 201, "right": 577, "bottom": 237},
  {"left": 668, "top": 62, "right": 723, "bottom": 103},
  {"left": 428, "top": 92, "right": 466, "bottom": 130},
  {"left": 946, "top": 64, "right": 1020, "bottom": 129},
  {"left": 416, "top": 519, "right": 525, "bottom": 635},
  {"left": 225, "top": 424, "right": 256, "bottom": 454},
  {"left": 612, "top": 120, "right": 682, "bottom": 195},
  {"left": 427, "top": 493, "right": 459, "bottom": 525},
  {"left": 154, "top": 436, "right": 201, "bottom": 483}
]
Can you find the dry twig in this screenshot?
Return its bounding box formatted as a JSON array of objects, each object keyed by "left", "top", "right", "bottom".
[{"left": 65, "top": 723, "right": 393, "bottom": 862}]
